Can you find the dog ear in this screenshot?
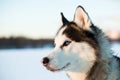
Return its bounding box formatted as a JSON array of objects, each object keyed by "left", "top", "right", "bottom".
[
  {"left": 74, "top": 6, "right": 92, "bottom": 31},
  {"left": 61, "top": 12, "right": 69, "bottom": 25}
]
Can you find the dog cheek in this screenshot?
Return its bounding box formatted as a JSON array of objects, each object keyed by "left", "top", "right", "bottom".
[
  {"left": 63, "top": 42, "right": 77, "bottom": 54},
  {"left": 69, "top": 44, "right": 80, "bottom": 54}
]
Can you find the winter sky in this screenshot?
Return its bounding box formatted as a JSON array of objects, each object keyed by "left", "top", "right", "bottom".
[{"left": 0, "top": 0, "right": 120, "bottom": 39}]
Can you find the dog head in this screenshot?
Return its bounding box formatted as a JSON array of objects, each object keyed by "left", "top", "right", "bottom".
[{"left": 42, "top": 6, "right": 98, "bottom": 73}]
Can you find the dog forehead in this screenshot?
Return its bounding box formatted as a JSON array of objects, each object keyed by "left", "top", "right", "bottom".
[{"left": 55, "top": 27, "right": 68, "bottom": 45}]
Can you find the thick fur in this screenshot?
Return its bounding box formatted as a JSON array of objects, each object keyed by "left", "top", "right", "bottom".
[{"left": 42, "top": 5, "right": 120, "bottom": 80}]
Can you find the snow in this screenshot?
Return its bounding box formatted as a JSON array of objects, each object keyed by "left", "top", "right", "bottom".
[
  {"left": 0, "top": 48, "right": 69, "bottom": 80},
  {"left": 0, "top": 43, "right": 120, "bottom": 80}
]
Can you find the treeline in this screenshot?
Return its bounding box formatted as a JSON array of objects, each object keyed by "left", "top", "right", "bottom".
[
  {"left": 0, "top": 36, "right": 120, "bottom": 49},
  {"left": 0, "top": 37, "right": 54, "bottom": 49}
]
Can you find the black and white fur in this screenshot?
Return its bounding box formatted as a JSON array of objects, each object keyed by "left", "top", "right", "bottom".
[{"left": 42, "top": 6, "right": 120, "bottom": 80}]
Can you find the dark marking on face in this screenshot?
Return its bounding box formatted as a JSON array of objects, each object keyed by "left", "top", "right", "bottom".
[{"left": 62, "top": 22, "right": 99, "bottom": 50}]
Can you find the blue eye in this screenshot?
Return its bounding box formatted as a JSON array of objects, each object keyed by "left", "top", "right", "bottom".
[{"left": 63, "top": 40, "right": 71, "bottom": 46}]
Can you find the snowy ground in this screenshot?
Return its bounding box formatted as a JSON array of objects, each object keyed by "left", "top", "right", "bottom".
[
  {"left": 0, "top": 43, "right": 120, "bottom": 80},
  {"left": 0, "top": 48, "right": 69, "bottom": 80}
]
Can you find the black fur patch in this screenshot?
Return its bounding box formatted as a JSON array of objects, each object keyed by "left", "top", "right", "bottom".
[{"left": 62, "top": 22, "right": 98, "bottom": 50}]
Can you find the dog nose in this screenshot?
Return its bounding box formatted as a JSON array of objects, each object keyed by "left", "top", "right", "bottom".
[{"left": 42, "top": 57, "right": 50, "bottom": 65}]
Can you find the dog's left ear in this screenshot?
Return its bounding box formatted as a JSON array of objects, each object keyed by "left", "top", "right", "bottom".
[
  {"left": 74, "top": 6, "right": 92, "bottom": 31},
  {"left": 61, "top": 12, "right": 69, "bottom": 26}
]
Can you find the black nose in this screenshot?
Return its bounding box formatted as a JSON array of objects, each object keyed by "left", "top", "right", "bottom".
[{"left": 42, "top": 57, "right": 49, "bottom": 65}]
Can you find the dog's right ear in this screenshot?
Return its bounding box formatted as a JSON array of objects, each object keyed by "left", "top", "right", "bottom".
[
  {"left": 61, "top": 12, "right": 69, "bottom": 25},
  {"left": 74, "top": 6, "right": 92, "bottom": 31}
]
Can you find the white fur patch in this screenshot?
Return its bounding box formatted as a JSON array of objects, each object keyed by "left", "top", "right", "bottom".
[
  {"left": 55, "top": 27, "right": 71, "bottom": 47},
  {"left": 67, "top": 72, "right": 87, "bottom": 80},
  {"left": 45, "top": 27, "right": 96, "bottom": 73}
]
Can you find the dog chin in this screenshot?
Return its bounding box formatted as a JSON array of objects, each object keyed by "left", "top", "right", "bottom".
[{"left": 45, "top": 63, "right": 71, "bottom": 72}]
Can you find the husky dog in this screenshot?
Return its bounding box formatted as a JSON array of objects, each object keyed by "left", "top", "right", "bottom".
[{"left": 42, "top": 6, "right": 120, "bottom": 80}]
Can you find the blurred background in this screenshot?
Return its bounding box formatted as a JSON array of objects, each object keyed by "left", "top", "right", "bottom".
[{"left": 0, "top": 0, "right": 120, "bottom": 80}]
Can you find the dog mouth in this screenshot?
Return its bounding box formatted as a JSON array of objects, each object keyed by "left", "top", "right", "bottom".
[{"left": 45, "top": 63, "right": 70, "bottom": 72}]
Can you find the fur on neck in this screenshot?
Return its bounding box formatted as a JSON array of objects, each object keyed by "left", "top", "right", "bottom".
[{"left": 86, "top": 25, "right": 112, "bottom": 80}]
